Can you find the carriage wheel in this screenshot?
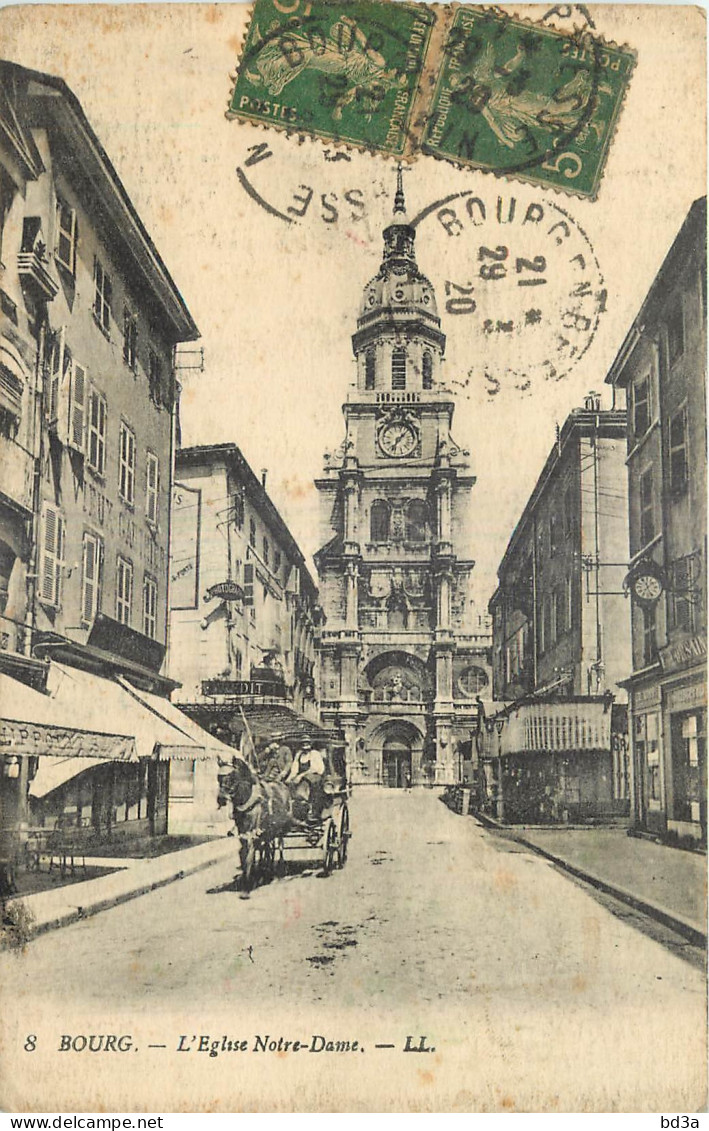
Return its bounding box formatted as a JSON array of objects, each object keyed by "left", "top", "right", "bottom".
[
  {"left": 261, "top": 838, "right": 275, "bottom": 883},
  {"left": 338, "top": 804, "right": 350, "bottom": 868},
  {"left": 274, "top": 838, "right": 286, "bottom": 878},
  {"left": 322, "top": 819, "right": 337, "bottom": 876}
]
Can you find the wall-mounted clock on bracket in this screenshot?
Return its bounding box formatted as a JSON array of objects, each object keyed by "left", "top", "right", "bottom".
[{"left": 626, "top": 558, "right": 666, "bottom": 606}]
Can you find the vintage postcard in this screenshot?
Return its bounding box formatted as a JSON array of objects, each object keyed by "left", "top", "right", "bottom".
[{"left": 0, "top": 0, "right": 706, "bottom": 1114}]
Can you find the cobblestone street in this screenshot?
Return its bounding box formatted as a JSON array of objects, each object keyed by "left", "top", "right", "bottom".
[{"left": 1, "top": 789, "right": 705, "bottom": 1111}]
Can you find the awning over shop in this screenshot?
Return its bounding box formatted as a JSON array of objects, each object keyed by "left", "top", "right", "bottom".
[
  {"left": 116, "top": 678, "right": 242, "bottom": 761},
  {"left": 46, "top": 664, "right": 206, "bottom": 761},
  {"left": 2, "top": 664, "right": 243, "bottom": 800},
  {"left": 0, "top": 672, "right": 135, "bottom": 760},
  {"left": 181, "top": 697, "right": 328, "bottom": 744},
  {"left": 29, "top": 755, "right": 112, "bottom": 798},
  {"left": 496, "top": 699, "right": 612, "bottom": 758}
]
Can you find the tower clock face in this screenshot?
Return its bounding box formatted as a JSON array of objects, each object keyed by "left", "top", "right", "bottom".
[{"left": 379, "top": 421, "right": 418, "bottom": 458}]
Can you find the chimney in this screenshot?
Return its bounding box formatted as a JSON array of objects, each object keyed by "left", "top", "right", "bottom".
[
  {"left": 261, "top": 468, "right": 268, "bottom": 488},
  {"left": 584, "top": 391, "right": 601, "bottom": 412}
]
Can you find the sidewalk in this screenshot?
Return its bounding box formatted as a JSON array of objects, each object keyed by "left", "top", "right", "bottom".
[
  {"left": 3, "top": 836, "right": 237, "bottom": 939},
  {"left": 476, "top": 816, "right": 707, "bottom": 945}
]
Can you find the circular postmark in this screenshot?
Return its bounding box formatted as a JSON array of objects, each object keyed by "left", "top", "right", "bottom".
[
  {"left": 234, "top": 134, "right": 392, "bottom": 228},
  {"left": 411, "top": 185, "right": 606, "bottom": 397}
]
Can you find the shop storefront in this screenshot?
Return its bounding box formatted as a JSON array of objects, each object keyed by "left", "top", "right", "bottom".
[
  {"left": 483, "top": 697, "right": 627, "bottom": 824},
  {"left": 661, "top": 647, "right": 707, "bottom": 845},
  {"left": 628, "top": 677, "right": 665, "bottom": 836},
  {"left": 0, "top": 662, "right": 237, "bottom": 869}
]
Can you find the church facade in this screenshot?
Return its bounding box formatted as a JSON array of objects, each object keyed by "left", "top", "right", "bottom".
[{"left": 314, "top": 178, "right": 490, "bottom": 787}]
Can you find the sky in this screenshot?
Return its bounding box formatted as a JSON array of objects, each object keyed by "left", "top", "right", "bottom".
[{"left": 1, "top": 1, "right": 706, "bottom": 609}]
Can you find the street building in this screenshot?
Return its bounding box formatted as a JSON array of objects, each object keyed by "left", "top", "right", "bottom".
[
  {"left": 605, "top": 197, "right": 706, "bottom": 846},
  {"left": 314, "top": 175, "right": 490, "bottom": 787},
  {"left": 169, "top": 444, "right": 324, "bottom": 832},
  {"left": 485, "top": 394, "right": 631, "bottom": 823},
  {"left": 0, "top": 61, "right": 221, "bottom": 864}
]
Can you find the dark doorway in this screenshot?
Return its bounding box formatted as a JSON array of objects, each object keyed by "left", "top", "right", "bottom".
[{"left": 382, "top": 736, "right": 412, "bottom": 788}]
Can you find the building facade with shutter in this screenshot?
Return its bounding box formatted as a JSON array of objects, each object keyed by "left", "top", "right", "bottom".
[
  {"left": 485, "top": 396, "right": 631, "bottom": 823},
  {"left": 314, "top": 177, "right": 490, "bottom": 788},
  {"left": 0, "top": 62, "right": 198, "bottom": 851},
  {"left": 605, "top": 197, "right": 706, "bottom": 846},
  {"left": 168, "top": 445, "right": 324, "bottom": 832}
]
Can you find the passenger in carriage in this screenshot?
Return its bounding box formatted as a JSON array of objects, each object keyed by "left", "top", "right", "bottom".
[{"left": 261, "top": 737, "right": 294, "bottom": 782}]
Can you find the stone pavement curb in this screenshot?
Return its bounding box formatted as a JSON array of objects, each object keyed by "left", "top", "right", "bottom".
[
  {"left": 6, "top": 837, "right": 237, "bottom": 939},
  {"left": 472, "top": 811, "right": 707, "bottom": 949}
]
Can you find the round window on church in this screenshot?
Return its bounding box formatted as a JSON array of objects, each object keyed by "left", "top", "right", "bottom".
[
  {"left": 394, "top": 289, "right": 404, "bottom": 300},
  {"left": 457, "top": 666, "right": 489, "bottom": 697}
]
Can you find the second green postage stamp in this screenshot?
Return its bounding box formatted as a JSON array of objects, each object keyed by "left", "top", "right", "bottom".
[{"left": 422, "top": 8, "right": 635, "bottom": 198}]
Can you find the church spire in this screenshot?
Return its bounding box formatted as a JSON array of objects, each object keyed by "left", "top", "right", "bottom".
[
  {"left": 394, "top": 163, "right": 406, "bottom": 216},
  {"left": 381, "top": 165, "right": 415, "bottom": 269}
]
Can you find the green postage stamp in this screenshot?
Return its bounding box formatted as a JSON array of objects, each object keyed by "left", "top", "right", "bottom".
[
  {"left": 227, "top": 0, "right": 636, "bottom": 199},
  {"left": 228, "top": 0, "right": 436, "bottom": 158}
]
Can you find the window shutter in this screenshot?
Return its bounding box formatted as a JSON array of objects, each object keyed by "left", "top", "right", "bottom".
[
  {"left": 40, "top": 505, "right": 58, "bottom": 603},
  {"left": 128, "top": 429, "right": 135, "bottom": 502},
  {"left": 97, "top": 537, "right": 104, "bottom": 613},
  {"left": 56, "top": 514, "right": 65, "bottom": 606},
  {"left": 69, "top": 363, "right": 87, "bottom": 452},
  {"left": 40, "top": 506, "right": 64, "bottom": 606},
  {"left": 243, "top": 563, "right": 254, "bottom": 605},
  {"left": 82, "top": 532, "right": 96, "bottom": 623},
  {"left": 146, "top": 454, "right": 159, "bottom": 523},
  {"left": 71, "top": 212, "right": 78, "bottom": 274},
  {"left": 48, "top": 327, "right": 65, "bottom": 422}
]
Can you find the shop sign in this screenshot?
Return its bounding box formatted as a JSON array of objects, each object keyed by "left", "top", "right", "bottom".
[
  {"left": 633, "top": 683, "right": 662, "bottom": 710},
  {"left": 0, "top": 720, "right": 134, "bottom": 759},
  {"left": 665, "top": 681, "right": 707, "bottom": 712},
  {"left": 659, "top": 635, "right": 707, "bottom": 674},
  {"left": 88, "top": 612, "right": 166, "bottom": 673},
  {"left": 205, "top": 581, "right": 244, "bottom": 602}
]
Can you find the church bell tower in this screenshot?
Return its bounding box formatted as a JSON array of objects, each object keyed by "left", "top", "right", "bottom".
[{"left": 315, "top": 172, "right": 488, "bottom": 787}]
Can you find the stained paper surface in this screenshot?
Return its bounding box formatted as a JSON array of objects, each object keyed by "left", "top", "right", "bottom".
[{"left": 0, "top": 1, "right": 706, "bottom": 1113}]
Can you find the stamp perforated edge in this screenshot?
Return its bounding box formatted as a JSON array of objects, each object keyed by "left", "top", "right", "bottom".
[
  {"left": 225, "top": 0, "right": 439, "bottom": 161},
  {"left": 419, "top": 5, "right": 637, "bottom": 201},
  {"left": 225, "top": 0, "right": 637, "bottom": 196}
]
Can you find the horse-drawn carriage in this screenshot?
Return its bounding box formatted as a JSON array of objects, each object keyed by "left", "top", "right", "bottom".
[{"left": 217, "top": 744, "right": 350, "bottom": 892}]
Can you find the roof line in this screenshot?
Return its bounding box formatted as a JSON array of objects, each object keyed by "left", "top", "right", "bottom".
[
  {"left": 2, "top": 59, "right": 199, "bottom": 343},
  {"left": 605, "top": 196, "right": 706, "bottom": 387},
  {"left": 496, "top": 408, "right": 626, "bottom": 576},
  {"left": 176, "top": 443, "right": 318, "bottom": 596}
]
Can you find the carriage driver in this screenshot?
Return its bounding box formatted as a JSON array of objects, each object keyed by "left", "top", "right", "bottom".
[{"left": 286, "top": 740, "right": 328, "bottom": 820}]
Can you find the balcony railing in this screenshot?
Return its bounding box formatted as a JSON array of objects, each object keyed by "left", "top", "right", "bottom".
[
  {"left": 376, "top": 391, "right": 420, "bottom": 405},
  {"left": 0, "top": 437, "right": 33, "bottom": 513},
  {"left": 370, "top": 688, "right": 428, "bottom": 704},
  {"left": 0, "top": 614, "right": 28, "bottom": 655},
  {"left": 319, "top": 629, "right": 360, "bottom": 642},
  {"left": 498, "top": 700, "right": 611, "bottom": 757},
  {"left": 17, "top": 250, "right": 59, "bottom": 301}
]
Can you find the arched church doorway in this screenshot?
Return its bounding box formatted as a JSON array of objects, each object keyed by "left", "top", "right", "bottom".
[{"left": 382, "top": 734, "right": 412, "bottom": 789}]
